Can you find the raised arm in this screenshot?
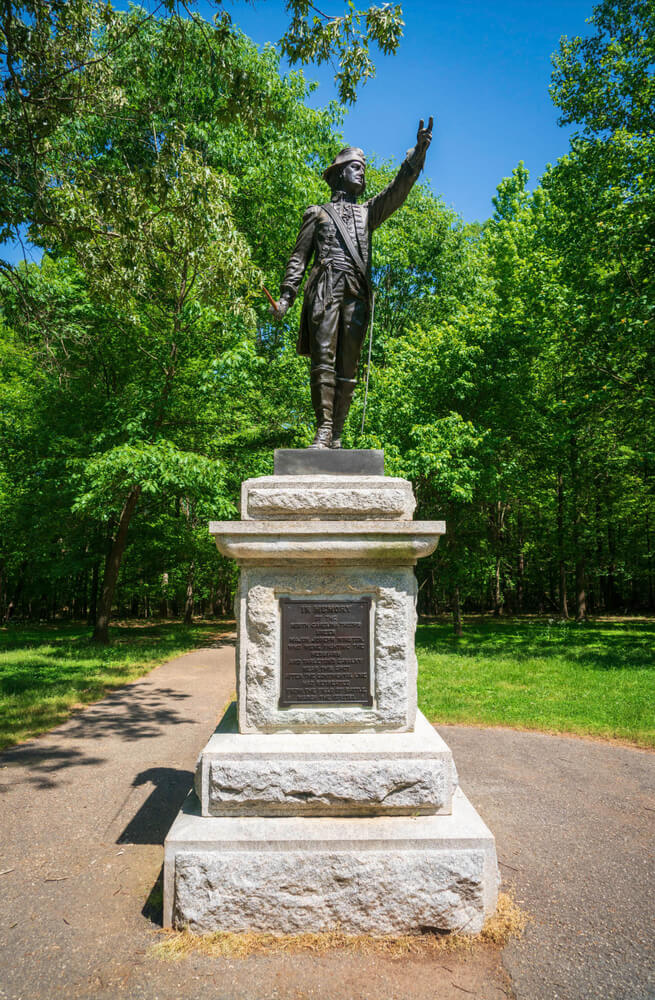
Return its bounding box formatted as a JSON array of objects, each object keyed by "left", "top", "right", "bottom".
[
  {"left": 271, "top": 205, "right": 319, "bottom": 319},
  {"left": 367, "top": 117, "right": 433, "bottom": 232}
]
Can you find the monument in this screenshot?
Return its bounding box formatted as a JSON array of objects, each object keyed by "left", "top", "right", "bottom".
[
  {"left": 163, "top": 123, "right": 499, "bottom": 935},
  {"left": 271, "top": 118, "right": 434, "bottom": 449}
]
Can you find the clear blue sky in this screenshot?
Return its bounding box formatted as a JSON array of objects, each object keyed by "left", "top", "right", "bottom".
[
  {"left": 3, "top": 0, "right": 595, "bottom": 264},
  {"left": 217, "top": 0, "right": 594, "bottom": 221}
]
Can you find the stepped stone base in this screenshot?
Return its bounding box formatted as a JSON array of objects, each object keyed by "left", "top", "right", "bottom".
[
  {"left": 179, "top": 464, "right": 500, "bottom": 937},
  {"left": 194, "top": 705, "right": 457, "bottom": 817},
  {"left": 164, "top": 787, "right": 499, "bottom": 935}
]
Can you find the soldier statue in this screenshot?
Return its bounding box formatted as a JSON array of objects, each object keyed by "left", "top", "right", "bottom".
[{"left": 271, "top": 117, "right": 433, "bottom": 448}]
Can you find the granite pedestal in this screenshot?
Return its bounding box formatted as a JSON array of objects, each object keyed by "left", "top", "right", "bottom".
[{"left": 164, "top": 451, "right": 499, "bottom": 934}]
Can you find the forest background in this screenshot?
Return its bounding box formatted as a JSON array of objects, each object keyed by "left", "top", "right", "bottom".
[{"left": 0, "top": 0, "right": 653, "bottom": 642}]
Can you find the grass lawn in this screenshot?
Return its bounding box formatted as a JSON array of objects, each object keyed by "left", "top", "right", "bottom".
[
  {"left": 417, "top": 616, "right": 655, "bottom": 748},
  {"left": 0, "top": 620, "right": 233, "bottom": 750},
  {"left": 2, "top": 615, "right": 653, "bottom": 752}
]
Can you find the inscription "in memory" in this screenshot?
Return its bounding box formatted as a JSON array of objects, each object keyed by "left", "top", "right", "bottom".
[{"left": 279, "top": 597, "right": 372, "bottom": 706}]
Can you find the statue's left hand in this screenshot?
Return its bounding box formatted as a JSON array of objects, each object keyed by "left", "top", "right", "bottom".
[{"left": 416, "top": 116, "right": 434, "bottom": 153}]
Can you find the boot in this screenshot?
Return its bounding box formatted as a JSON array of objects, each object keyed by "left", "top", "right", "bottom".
[
  {"left": 330, "top": 377, "right": 357, "bottom": 449},
  {"left": 309, "top": 367, "right": 336, "bottom": 448}
]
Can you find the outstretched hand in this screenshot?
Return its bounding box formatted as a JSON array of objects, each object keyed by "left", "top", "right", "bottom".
[{"left": 416, "top": 116, "right": 434, "bottom": 153}]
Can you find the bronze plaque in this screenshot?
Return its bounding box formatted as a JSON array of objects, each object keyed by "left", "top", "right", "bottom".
[{"left": 279, "top": 597, "right": 372, "bottom": 706}]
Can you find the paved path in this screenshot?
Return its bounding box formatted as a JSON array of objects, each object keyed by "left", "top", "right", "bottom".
[
  {"left": 444, "top": 725, "right": 655, "bottom": 1000},
  {"left": 1, "top": 641, "right": 653, "bottom": 1000}
]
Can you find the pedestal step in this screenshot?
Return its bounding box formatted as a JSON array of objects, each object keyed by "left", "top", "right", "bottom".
[
  {"left": 164, "top": 787, "right": 499, "bottom": 935},
  {"left": 195, "top": 706, "right": 457, "bottom": 817},
  {"left": 241, "top": 474, "right": 416, "bottom": 520}
]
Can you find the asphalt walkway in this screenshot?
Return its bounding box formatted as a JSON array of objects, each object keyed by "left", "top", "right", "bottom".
[{"left": 1, "top": 640, "right": 653, "bottom": 1000}]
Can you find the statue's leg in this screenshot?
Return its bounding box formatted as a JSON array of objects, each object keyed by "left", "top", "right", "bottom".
[
  {"left": 331, "top": 294, "right": 368, "bottom": 449},
  {"left": 308, "top": 298, "right": 340, "bottom": 449},
  {"left": 308, "top": 366, "right": 336, "bottom": 448}
]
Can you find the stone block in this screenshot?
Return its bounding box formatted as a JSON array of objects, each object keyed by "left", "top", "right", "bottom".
[
  {"left": 163, "top": 786, "right": 499, "bottom": 935},
  {"left": 241, "top": 475, "right": 416, "bottom": 521},
  {"left": 194, "top": 705, "right": 458, "bottom": 816},
  {"left": 233, "top": 566, "right": 419, "bottom": 733}
]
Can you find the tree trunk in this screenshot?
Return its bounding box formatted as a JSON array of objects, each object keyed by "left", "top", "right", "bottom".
[
  {"left": 493, "top": 555, "right": 503, "bottom": 615},
  {"left": 576, "top": 558, "right": 587, "bottom": 621},
  {"left": 93, "top": 486, "right": 142, "bottom": 644},
  {"left": 160, "top": 572, "right": 170, "bottom": 619},
  {"left": 594, "top": 498, "right": 604, "bottom": 611},
  {"left": 516, "top": 505, "right": 525, "bottom": 613},
  {"left": 607, "top": 520, "right": 617, "bottom": 610},
  {"left": 490, "top": 500, "right": 507, "bottom": 616},
  {"left": 184, "top": 560, "right": 195, "bottom": 626},
  {"left": 88, "top": 560, "right": 100, "bottom": 626},
  {"left": 81, "top": 571, "right": 88, "bottom": 619},
  {"left": 645, "top": 459, "right": 654, "bottom": 610},
  {"left": 447, "top": 502, "right": 463, "bottom": 635},
  {"left": 570, "top": 436, "right": 586, "bottom": 621},
  {"left": 5, "top": 561, "right": 27, "bottom": 622},
  {"left": 557, "top": 469, "right": 569, "bottom": 618},
  {"left": 646, "top": 509, "right": 654, "bottom": 611},
  {"left": 452, "top": 586, "right": 463, "bottom": 637}
]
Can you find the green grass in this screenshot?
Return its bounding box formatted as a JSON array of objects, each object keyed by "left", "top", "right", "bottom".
[
  {"left": 0, "top": 620, "right": 233, "bottom": 750},
  {"left": 417, "top": 616, "right": 655, "bottom": 748},
  {"left": 2, "top": 615, "right": 653, "bottom": 752}
]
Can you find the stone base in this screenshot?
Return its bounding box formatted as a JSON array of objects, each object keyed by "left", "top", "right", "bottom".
[
  {"left": 163, "top": 787, "right": 499, "bottom": 935},
  {"left": 194, "top": 705, "right": 458, "bottom": 817}
]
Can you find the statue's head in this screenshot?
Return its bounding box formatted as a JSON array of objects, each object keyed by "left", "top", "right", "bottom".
[{"left": 323, "top": 147, "right": 366, "bottom": 196}]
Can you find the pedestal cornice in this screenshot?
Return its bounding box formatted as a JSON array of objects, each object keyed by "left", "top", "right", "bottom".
[{"left": 209, "top": 519, "right": 446, "bottom": 565}]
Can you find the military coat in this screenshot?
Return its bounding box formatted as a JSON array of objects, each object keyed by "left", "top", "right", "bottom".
[{"left": 280, "top": 154, "right": 424, "bottom": 356}]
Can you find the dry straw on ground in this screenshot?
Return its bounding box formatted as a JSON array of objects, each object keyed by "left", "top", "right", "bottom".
[{"left": 152, "top": 891, "right": 527, "bottom": 961}]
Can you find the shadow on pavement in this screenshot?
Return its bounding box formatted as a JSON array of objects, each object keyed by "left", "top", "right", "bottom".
[
  {"left": 118, "top": 767, "right": 194, "bottom": 845},
  {"left": 0, "top": 683, "right": 196, "bottom": 789},
  {"left": 143, "top": 864, "right": 165, "bottom": 926}
]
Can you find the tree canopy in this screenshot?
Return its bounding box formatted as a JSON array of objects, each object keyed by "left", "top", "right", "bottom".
[{"left": 0, "top": 0, "right": 653, "bottom": 636}]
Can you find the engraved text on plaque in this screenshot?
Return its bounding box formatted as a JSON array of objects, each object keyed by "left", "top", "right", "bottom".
[{"left": 279, "top": 598, "right": 372, "bottom": 706}]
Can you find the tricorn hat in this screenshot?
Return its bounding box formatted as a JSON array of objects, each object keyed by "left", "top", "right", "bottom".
[{"left": 322, "top": 146, "right": 366, "bottom": 185}]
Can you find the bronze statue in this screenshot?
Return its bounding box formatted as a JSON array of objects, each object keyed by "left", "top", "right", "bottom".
[{"left": 271, "top": 118, "right": 433, "bottom": 448}]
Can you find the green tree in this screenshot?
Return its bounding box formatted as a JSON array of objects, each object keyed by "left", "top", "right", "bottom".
[
  {"left": 0, "top": 12, "right": 346, "bottom": 636},
  {"left": 0, "top": 0, "right": 404, "bottom": 274},
  {"left": 551, "top": 0, "right": 654, "bottom": 136}
]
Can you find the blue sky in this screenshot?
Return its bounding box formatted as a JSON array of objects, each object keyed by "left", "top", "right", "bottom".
[
  {"left": 3, "top": 0, "right": 595, "bottom": 264},
  {"left": 214, "top": 0, "right": 594, "bottom": 221}
]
